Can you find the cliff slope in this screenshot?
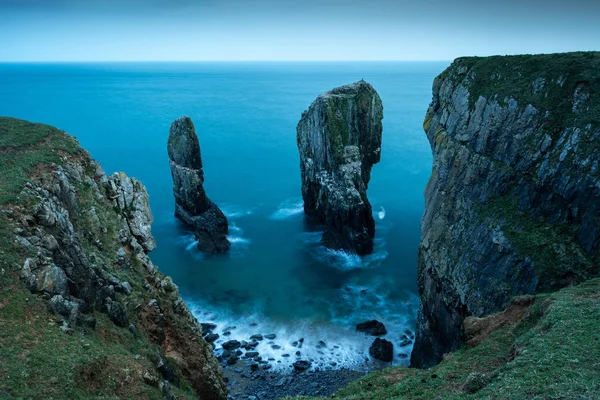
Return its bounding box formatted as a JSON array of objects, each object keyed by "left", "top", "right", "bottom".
[
  {"left": 0, "top": 117, "right": 226, "bottom": 399},
  {"left": 412, "top": 52, "right": 600, "bottom": 368},
  {"left": 297, "top": 80, "right": 383, "bottom": 254}
]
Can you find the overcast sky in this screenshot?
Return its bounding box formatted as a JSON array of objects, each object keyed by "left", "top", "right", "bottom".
[{"left": 1, "top": 0, "right": 599, "bottom": 61}]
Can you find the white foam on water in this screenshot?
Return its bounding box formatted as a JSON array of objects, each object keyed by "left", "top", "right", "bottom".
[
  {"left": 311, "top": 238, "right": 388, "bottom": 271},
  {"left": 377, "top": 206, "right": 386, "bottom": 220},
  {"left": 229, "top": 222, "right": 243, "bottom": 233},
  {"left": 177, "top": 234, "right": 197, "bottom": 251},
  {"left": 220, "top": 204, "right": 254, "bottom": 220},
  {"left": 226, "top": 222, "right": 252, "bottom": 255},
  {"left": 270, "top": 199, "right": 304, "bottom": 220},
  {"left": 177, "top": 222, "right": 251, "bottom": 255},
  {"left": 227, "top": 236, "right": 251, "bottom": 245},
  {"left": 185, "top": 239, "right": 199, "bottom": 251},
  {"left": 186, "top": 283, "right": 418, "bottom": 373}
]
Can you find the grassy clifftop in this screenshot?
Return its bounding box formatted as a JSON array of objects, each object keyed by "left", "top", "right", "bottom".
[
  {"left": 0, "top": 117, "right": 225, "bottom": 399},
  {"left": 289, "top": 278, "right": 600, "bottom": 399}
]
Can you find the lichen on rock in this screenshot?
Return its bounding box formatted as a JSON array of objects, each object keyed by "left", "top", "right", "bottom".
[
  {"left": 168, "top": 116, "right": 230, "bottom": 253},
  {"left": 297, "top": 80, "right": 383, "bottom": 254}
]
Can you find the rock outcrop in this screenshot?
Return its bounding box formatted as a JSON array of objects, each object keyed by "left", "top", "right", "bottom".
[
  {"left": 297, "top": 80, "right": 383, "bottom": 254},
  {"left": 411, "top": 52, "right": 600, "bottom": 368},
  {"left": 4, "top": 117, "right": 227, "bottom": 399},
  {"left": 168, "top": 116, "right": 230, "bottom": 253}
]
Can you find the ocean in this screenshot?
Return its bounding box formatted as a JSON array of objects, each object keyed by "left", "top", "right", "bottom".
[{"left": 0, "top": 61, "right": 448, "bottom": 370}]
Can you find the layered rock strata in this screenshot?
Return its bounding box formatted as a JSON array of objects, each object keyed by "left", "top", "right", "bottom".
[
  {"left": 411, "top": 53, "right": 600, "bottom": 368},
  {"left": 168, "top": 116, "right": 230, "bottom": 253},
  {"left": 297, "top": 80, "right": 383, "bottom": 254}
]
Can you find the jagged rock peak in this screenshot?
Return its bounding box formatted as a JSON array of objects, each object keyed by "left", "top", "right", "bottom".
[
  {"left": 168, "top": 116, "right": 230, "bottom": 253},
  {"left": 297, "top": 80, "right": 383, "bottom": 255},
  {"left": 168, "top": 116, "right": 209, "bottom": 215}
]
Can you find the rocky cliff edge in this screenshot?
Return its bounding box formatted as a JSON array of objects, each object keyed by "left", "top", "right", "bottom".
[
  {"left": 0, "top": 117, "right": 226, "bottom": 399},
  {"left": 411, "top": 52, "right": 600, "bottom": 368}
]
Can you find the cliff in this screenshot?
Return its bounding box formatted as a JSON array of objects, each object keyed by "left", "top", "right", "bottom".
[
  {"left": 168, "top": 116, "right": 230, "bottom": 253},
  {"left": 297, "top": 80, "right": 383, "bottom": 254},
  {"left": 411, "top": 52, "right": 600, "bottom": 368},
  {"left": 0, "top": 117, "right": 226, "bottom": 399}
]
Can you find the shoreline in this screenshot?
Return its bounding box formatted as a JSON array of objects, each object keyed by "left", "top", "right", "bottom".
[{"left": 222, "top": 360, "right": 372, "bottom": 399}]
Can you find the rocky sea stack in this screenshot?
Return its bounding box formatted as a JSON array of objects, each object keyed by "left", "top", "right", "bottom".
[
  {"left": 297, "top": 80, "right": 383, "bottom": 255},
  {"left": 411, "top": 52, "right": 600, "bottom": 368},
  {"left": 168, "top": 116, "right": 230, "bottom": 253}
]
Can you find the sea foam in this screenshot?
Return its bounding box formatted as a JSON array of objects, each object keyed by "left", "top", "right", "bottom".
[{"left": 270, "top": 199, "right": 304, "bottom": 220}]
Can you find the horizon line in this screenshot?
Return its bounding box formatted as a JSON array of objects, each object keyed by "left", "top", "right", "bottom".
[{"left": 0, "top": 59, "right": 454, "bottom": 63}]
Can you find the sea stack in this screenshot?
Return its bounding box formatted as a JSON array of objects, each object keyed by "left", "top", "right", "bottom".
[
  {"left": 168, "top": 116, "right": 230, "bottom": 253},
  {"left": 297, "top": 80, "right": 383, "bottom": 254}
]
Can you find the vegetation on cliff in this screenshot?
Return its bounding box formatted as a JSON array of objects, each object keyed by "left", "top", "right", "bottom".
[
  {"left": 0, "top": 117, "right": 225, "bottom": 399},
  {"left": 412, "top": 52, "right": 600, "bottom": 368}
]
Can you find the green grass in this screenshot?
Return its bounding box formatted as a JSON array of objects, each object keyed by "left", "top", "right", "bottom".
[
  {"left": 437, "top": 52, "right": 600, "bottom": 159},
  {"left": 0, "top": 117, "right": 199, "bottom": 399},
  {"left": 287, "top": 279, "right": 600, "bottom": 400},
  {"left": 439, "top": 52, "right": 600, "bottom": 143},
  {"left": 0, "top": 117, "right": 80, "bottom": 204}
]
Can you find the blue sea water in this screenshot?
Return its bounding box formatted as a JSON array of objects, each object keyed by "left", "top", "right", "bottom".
[{"left": 0, "top": 62, "right": 448, "bottom": 370}]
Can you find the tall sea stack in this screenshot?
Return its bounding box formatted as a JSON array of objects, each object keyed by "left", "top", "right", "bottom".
[
  {"left": 297, "top": 80, "right": 383, "bottom": 255},
  {"left": 168, "top": 116, "right": 230, "bottom": 253},
  {"left": 411, "top": 53, "right": 600, "bottom": 368}
]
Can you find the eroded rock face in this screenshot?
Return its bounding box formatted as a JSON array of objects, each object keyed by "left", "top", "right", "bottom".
[
  {"left": 297, "top": 80, "right": 383, "bottom": 254},
  {"left": 168, "top": 116, "right": 230, "bottom": 253},
  {"left": 411, "top": 53, "right": 600, "bottom": 368},
  {"left": 10, "top": 140, "right": 227, "bottom": 399}
]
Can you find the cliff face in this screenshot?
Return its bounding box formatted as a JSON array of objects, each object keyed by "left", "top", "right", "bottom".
[
  {"left": 0, "top": 117, "right": 226, "bottom": 399},
  {"left": 412, "top": 53, "right": 600, "bottom": 368},
  {"left": 297, "top": 80, "right": 383, "bottom": 255},
  {"left": 168, "top": 116, "right": 230, "bottom": 253}
]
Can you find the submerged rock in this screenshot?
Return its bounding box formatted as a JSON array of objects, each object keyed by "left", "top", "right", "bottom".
[
  {"left": 168, "top": 116, "right": 230, "bottom": 253},
  {"left": 293, "top": 360, "right": 312, "bottom": 371},
  {"left": 356, "top": 320, "right": 387, "bottom": 336},
  {"left": 297, "top": 80, "right": 383, "bottom": 254}
]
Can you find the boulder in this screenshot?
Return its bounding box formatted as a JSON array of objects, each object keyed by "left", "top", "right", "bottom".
[
  {"left": 293, "top": 360, "right": 312, "bottom": 371},
  {"left": 222, "top": 340, "right": 241, "bottom": 350},
  {"left": 205, "top": 333, "right": 219, "bottom": 343},
  {"left": 356, "top": 320, "right": 387, "bottom": 336},
  {"left": 369, "top": 338, "right": 393, "bottom": 362},
  {"left": 200, "top": 322, "right": 217, "bottom": 333},
  {"left": 107, "top": 299, "right": 129, "bottom": 327}
]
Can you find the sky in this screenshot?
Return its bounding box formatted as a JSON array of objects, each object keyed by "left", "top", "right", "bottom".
[{"left": 1, "top": 0, "right": 599, "bottom": 61}]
